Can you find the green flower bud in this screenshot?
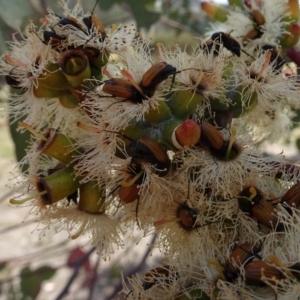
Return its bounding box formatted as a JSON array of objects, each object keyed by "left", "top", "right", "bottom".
[
  {"left": 201, "top": 1, "right": 228, "bottom": 22},
  {"left": 121, "top": 120, "right": 152, "bottom": 144},
  {"left": 280, "top": 24, "right": 300, "bottom": 48},
  {"left": 59, "top": 49, "right": 91, "bottom": 88},
  {"left": 227, "top": 86, "right": 258, "bottom": 118},
  {"left": 37, "top": 63, "right": 69, "bottom": 90},
  {"left": 160, "top": 118, "right": 183, "bottom": 149},
  {"left": 78, "top": 181, "right": 106, "bottom": 214},
  {"left": 36, "top": 166, "right": 80, "bottom": 205},
  {"left": 33, "top": 85, "right": 70, "bottom": 99},
  {"left": 282, "top": 0, "right": 300, "bottom": 28},
  {"left": 144, "top": 101, "right": 173, "bottom": 124},
  {"left": 38, "top": 128, "right": 82, "bottom": 164},
  {"left": 59, "top": 93, "right": 79, "bottom": 109},
  {"left": 168, "top": 90, "right": 204, "bottom": 119}
]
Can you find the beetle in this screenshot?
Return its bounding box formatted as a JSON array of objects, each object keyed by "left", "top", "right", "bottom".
[
  {"left": 199, "top": 121, "right": 226, "bottom": 153},
  {"left": 101, "top": 62, "right": 177, "bottom": 104},
  {"left": 6, "top": 73, "right": 22, "bottom": 89},
  {"left": 82, "top": 0, "right": 107, "bottom": 41},
  {"left": 127, "top": 136, "right": 171, "bottom": 177},
  {"left": 280, "top": 182, "right": 300, "bottom": 214},
  {"left": 101, "top": 78, "right": 144, "bottom": 103},
  {"left": 176, "top": 202, "right": 200, "bottom": 231},
  {"left": 117, "top": 136, "right": 170, "bottom": 228},
  {"left": 43, "top": 0, "right": 106, "bottom": 49},
  {"left": 238, "top": 187, "right": 283, "bottom": 231},
  {"left": 244, "top": 260, "right": 287, "bottom": 286},
  {"left": 223, "top": 242, "right": 263, "bottom": 282},
  {"left": 204, "top": 32, "right": 241, "bottom": 57},
  {"left": 261, "top": 44, "right": 284, "bottom": 73},
  {"left": 142, "top": 265, "right": 178, "bottom": 291}
]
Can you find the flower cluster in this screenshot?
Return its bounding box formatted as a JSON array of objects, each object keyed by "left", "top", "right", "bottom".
[{"left": 2, "top": 0, "right": 300, "bottom": 299}]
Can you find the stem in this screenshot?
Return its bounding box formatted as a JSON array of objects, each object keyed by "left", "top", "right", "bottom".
[
  {"left": 10, "top": 190, "right": 47, "bottom": 205},
  {"left": 18, "top": 122, "right": 47, "bottom": 141},
  {"left": 55, "top": 247, "right": 96, "bottom": 300},
  {"left": 224, "top": 127, "right": 237, "bottom": 160},
  {"left": 121, "top": 171, "right": 144, "bottom": 187}
]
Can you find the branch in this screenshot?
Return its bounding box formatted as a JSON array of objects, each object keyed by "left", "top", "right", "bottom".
[
  {"left": 55, "top": 247, "right": 96, "bottom": 300},
  {"left": 106, "top": 233, "right": 157, "bottom": 300}
]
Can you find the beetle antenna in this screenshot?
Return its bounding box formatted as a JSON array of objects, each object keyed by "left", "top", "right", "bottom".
[{"left": 91, "top": 0, "right": 99, "bottom": 15}]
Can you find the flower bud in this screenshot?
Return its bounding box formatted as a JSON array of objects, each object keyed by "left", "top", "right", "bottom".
[
  {"left": 227, "top": 86, "right": 258, "bottom": 117},
  {"left": 168, "top": 90, "right": 204, "bottom": 119},
  {"left": 37, "top": 128, "right": 82, "bottom": 164},
  {"left": 37, "top": 63, "right": 69, "bottom": 90},
  {"left": 160, "top": 119, "right": 183, "bottom": 148},
  {"left": 78, "top": 181, "right": 105, "bottom": 214},
  {"left": 36, "top": 166, "right": 80, "bottom": 206},
  {"left": 33, "top": 85, "right": 70, "bottom": 99},
  {"left": 144, "top": 101, "right": 173, "bottom": 124},
  {"left": 282, "top": 0, "right": 299, "bottom": 27},
  {"left": 173, "top": 119, "right": 201, "bottom": 149},
  {"left": 59, "top": 49, "right": 91, "bottom": 88},
  {"left": 59, "top": 94, "right": 79, "bottom": 109},
  {"left": 280, "top": 24, "right": 300, "bottom": 48},
  {"left": 201, "top": 2, "right": 228, "bottom": 22}
]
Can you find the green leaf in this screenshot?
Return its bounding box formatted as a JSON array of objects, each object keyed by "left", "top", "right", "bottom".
[
  {"left": 0, "top": 261, "right": 7, "bottom": 272},
  {"left": 126, "top": 0, "right": 160, "bottom": 28},
  {"left": 296, "top": 137, "right": 300, "bottom": 151},
  {"left": 20, "top": 265, "right": 56, "bottom": 299},
  {"left": 35, "top": 266, "right": 56, "bottom": 280},
  {"left": 0, "top": 0, "right": 32, "bottom": 30},
  {"left": 8, "top": 89, "right": 31, "bottom": 173},
  {"left": 20, "top": 266, "right": 41, "bottom": 299},
  {"left": 99, "top": 0, "right": 115, "bottom": 10},
  {"left": 228, "top": 0, "right": 244, "bottom": 9}
]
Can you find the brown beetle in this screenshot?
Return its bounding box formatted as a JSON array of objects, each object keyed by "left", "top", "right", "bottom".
[
  {"left": 261, "top": 44, "right": 284, "bottom": 73},
  {"left": 238, "top": 187, "right": 283, "bottom": 231},
  {"left": 281, "top": 182, "right": 300, "bottom": 214},
  {"left": 142, "top": 265, "right": 178, "bottom": 291},
  {"left": 101, "top": 62, "right": 177, "bottom": 104},
  {"left": 244, "top": 261, "right": 286, "bottom": 286},
  {"left": 176, "top": 202, "right": 199, "bottom": 231},
  {"left": 200, "top": 121, "right": 226, "bottom": 153},
  {"left": 242, "top": 5, "right": 265, "bottom": 45},
  {"left": 223, "top": 242, "right": 262, "bottom": 282}
]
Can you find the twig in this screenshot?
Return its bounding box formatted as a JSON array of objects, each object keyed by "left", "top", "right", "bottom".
[
  {"left": 55, "top": 247, "right": 96, "bottom": 300},
  {"left": 0, "top": 219, "right": 35, "bottom": 235},
  {"left": 106, "top": 233, "right": 157, "bottom": 300},
  {"left": 87, "top": 254, "right": 101, "bottom": 300}
]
